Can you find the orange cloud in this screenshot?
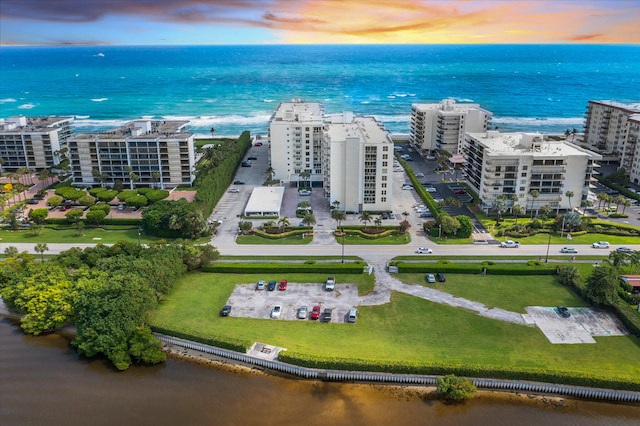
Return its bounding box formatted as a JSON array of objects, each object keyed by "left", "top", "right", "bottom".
[{"left": 263, "top": 0, "right": 640, "bottom": 44}]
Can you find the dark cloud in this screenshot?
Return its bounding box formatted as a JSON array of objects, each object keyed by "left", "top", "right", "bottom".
[
  {"left": 0, "top": 0, "right": 276, "bottom": 23},
  {"left": 567, "top": 33, "right": 606, "bottom": 41},
  {"left": 263, "top": 11, "right": 326, "bottom": 25}
]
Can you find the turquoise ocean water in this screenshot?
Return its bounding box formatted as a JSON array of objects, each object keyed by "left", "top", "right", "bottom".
[{"left": 0, "top": 44, "right": 638, "bottom": 137}]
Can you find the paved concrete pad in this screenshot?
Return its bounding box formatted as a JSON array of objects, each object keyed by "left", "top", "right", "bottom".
[{"left": 525, "top": 306, "right": 628, "bottom": 344}]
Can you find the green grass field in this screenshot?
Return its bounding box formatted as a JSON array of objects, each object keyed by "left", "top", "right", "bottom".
[
  {"left": 150, "top": 271, "right": 640, "bottom": 385},
  {"left": 0, "top": 226, "right": 160, "bottom": 244}
]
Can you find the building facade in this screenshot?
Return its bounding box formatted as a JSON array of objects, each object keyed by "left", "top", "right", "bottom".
[
  {"left": 584, "top": 100, "right": 640, "bottom": 155},
  {"left": 68, "top": 120, "right": 195, "bottom": 188},
  {"left": 462, "top": 131, "right": 601, "bottom": 214},
  {"left": 409, "top": 99, "right": 492, "bottom": 155},
  {"left": 269, "top": 100, "right": 393, "bottom": 212},
  {"left": 0, "top": 116, "right": 73, "bottom": 171},
  {"left": 624, "top": 114, "right": 640, "bottom": 184}
]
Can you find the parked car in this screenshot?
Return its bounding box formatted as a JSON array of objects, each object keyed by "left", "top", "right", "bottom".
[
  {"left": 325, "top": 277, "right": 335, "bottom": 291},
  {"left": 254, "top": 142, "right": 263, "bottom": 147},
  {"left": 556, "top": 306, "right": 571, "bottom": 318},
  {"left": 117, "top": 204, "right": 126, "bottom": 211},
  {"left": 267, "top": 280, "right": 276, "bottom": 291},
  {"left": 220, "top": 305, "right": 232, "bottom": 317},
  {"left": 241, "top": 160, "right": 251, "bottom": 167},
  {"left": 247, "top": 156, "right": 258, "bottom": 160},
  {"left": 256, "top": 280, "right": 265, "bottom": 290},
  {"left": 561, "top": 247, "right": 578, "bottom": 254},
  {"left": 388, "top": 213, "right": 396, "bottom": 219},
  {"left": 416, "top": 247, "right": 433, "bottom": 254},
  {"left": 425, "top": 155, "right": 436, "bottom": 160},
  {"left": 298, "top": 189, "right": 311, "bottom": 196},
  {"left": 310, "top": 305, "right": 321, "bottom": 320},
  {"left": 228, "top": 188, "right": 240, "bottom": 193},
  {"left": 297, "top": 305, "right": 308, "bottom": 319},
  {"left": 233, "top": 180, "right": 245, "bottom": 185},
  {"left": 425, "top": 273, "right": 436, "bottom": 283},
  {"left": 500, "top": 240, "right": 520, "bottom": 248},
  {"left": 591, "top": 241, "right": 610, "bottom": 249},
  {"left": 270, "top": 305, "right": 282, "bottom": 319},
  {"left": 425, "top": 187, "right": 437, "bottom": 193},
  {"left": 278, "top": 280, "right": 288, "bottom": 291},
  {"left": 400, "top": 154, "right": 411, "bottom": 160},
  {"left": 27, "top": 198, "right": 39, "bottom": 205},
  {"left": 419, "top": 212, "right": 433, "bottom": 218},
  {"left": 415, "top": 172, "right": 425, "bottom": 178},
  {"left": 320, "top": 308, "right": 333, "bottom": 322},
  {"left": 347, "top": 308, "right": 358, "bottom": 323},
  {"left": 436, "top": 273, "right": 446, "bottom": 282}
]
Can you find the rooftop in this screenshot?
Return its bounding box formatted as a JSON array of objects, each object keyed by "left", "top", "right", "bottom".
[
  {"left": 467, "top": 131, "right": 601, "bottom": 158},
  {"left": 71, "top": 120, "right": 192, "bottom": 140},
  {"left": 589, "top": 100, "right": 640, "bottom": 113},
  {"left": 1, "top": 116, "right": 73, "bottom": 133}
]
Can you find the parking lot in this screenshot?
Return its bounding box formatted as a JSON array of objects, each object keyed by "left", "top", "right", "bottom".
[
  {"left": 524, "top": 306, "right": 628, "bottom": 344},
  {"left": 225, "top": 281, "right": 360, "bottom": 323}
]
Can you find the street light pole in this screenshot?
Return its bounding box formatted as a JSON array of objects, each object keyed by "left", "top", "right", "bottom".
[
  {"left": 545, "top": 231, "right": 551, "bottom": 263},
  {"left": 341, "top": 229, "right": 345, "bottom": 263}
]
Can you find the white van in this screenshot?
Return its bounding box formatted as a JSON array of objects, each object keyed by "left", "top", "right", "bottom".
[{"left": 347, "top": 308, "right": 358, "bottom": 323}]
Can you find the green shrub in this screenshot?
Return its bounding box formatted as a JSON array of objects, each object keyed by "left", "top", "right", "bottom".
[
  {"left": 202, "top": 262, "right": 364, "bottom": 274},
  {"left": 437, "top": 374, "right": 477, "bottom": 401},
  {"left": 151, "top": 326, "right": 250, "bottom": 353}
]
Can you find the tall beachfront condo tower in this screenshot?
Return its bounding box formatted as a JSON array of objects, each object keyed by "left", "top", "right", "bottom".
[
  {"left": 268, "top": 99, "right": 325, "bottom": 184},
  {"left": 623, "top": 114, "right": 640, "bottom": 185},
  {"left": 409, "top": 99, "right": 492, "bottom": 156},
  {"left": 323, "top": 113, "right": 394, "bottom": 213},
  {"left": 269, "top": 99, "right": 393, "bottom": 212},
  {"left": 584, "top": 100, "right": 640, "bottom": 155},
  {"left": 67, "top": 120, "right": 195, "bottom": 189},
  {"left": 0, "top": 116, "right": 73, "bottom": 171},
  {"left": 462, "top": 131, "right": 601, "bottom": 214}
]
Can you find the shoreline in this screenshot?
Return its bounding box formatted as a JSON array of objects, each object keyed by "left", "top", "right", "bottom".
[{"left": 160, "top": 341, "right": 582, "bottom": 408}]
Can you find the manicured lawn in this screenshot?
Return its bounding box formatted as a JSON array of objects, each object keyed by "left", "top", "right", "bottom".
[
  {"left": 236, "top": 234, "right": 313, "bottom": 245},
  {"left": 151, "top": 271, "right": 640, "bottom": 385},
  {"left": 396, "top": 273, "right": 587, "bottom": 313},
  {"left": 0, "top": 226, "right": 160, "bottom": 244},
  {"left": 338, "top": 233, "right": 411, "bottom": 245}
]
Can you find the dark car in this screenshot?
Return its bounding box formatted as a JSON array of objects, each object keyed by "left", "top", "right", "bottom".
[
  {"left": 220, "top": 305, "right": 232, "bottom": 317},
  {"left": 247, "top": 156, "right": 258, "bottom": 160},
  {"left": 241, "top": 161, "right": 251, "bottom": 167},
  {"left": 320, "top": 308, "right": 333, "bottom": 322},
  {"left": 310, "top": 305, "right": 321, "bottom": 320},
  {"left": 278, "top": 279, "right": 288, "bottom": 291},
  {"left": 617, "top": 247, "right": 635, "bottom": 254},
  {"left": 233, "top": 180, "right": 245, "bottom": 185},
  {"left": 27, "top": 198, "right": 40, "bottom": 204},
  {"left": 267, "top": 280, "right": 276, "bottom": 291},
  {"left": 556, "top": 306, "right": 570, "bottom": 318},
  {"left": 436, "top": 273, "right": 446, "bottom": 282}
]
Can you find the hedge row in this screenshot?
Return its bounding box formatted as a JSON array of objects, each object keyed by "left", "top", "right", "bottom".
[
  {"left": 343, "top": 229, "right": 400, "bottom": 240},
  {"left": 45, "top": 217, "right": 142, "bottom": 226},
  {"left": 202, "top": 262, "right": 366, "bottom": 274},
  {"left": 391, "top": 261, "right": 557, "bottom": 275},
  {"left": 278, "top": 351, "right": 640, "bottom": 391},
  {"left": 252, "top": 229, "right": 308, "bottom": 239},
  {"left": 151, "top": 326, "right": 250, "bottom": 353}
]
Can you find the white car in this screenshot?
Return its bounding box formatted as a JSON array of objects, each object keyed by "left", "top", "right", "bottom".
[
  {"left": 561, "top": 247, "right": 578, "bottom": 254},
  {"left": 425, "top": 273, "right": 436, "bottom": 283},
  {"left": 425, "top": 155, "right": 436, "bottom": 160},
  {"left": 416, "top": 247, "right": 433, "bottom": 254},
  {"left": 591, "top": 241, "right": 610, "bottom": 249},
  {"left": 228, "top": 188, "right": 240, "bottom": 193},
  {"left": 297, "top": 305, "right": 308, "bottom": 319},
  {"left": 425, "top": 187, "right": 437, "bottom": 193},
  {"left": 270, "top": 305, "right": 282, "bottom": 319},
  {"left": 415, "top": 172, "right": 425, "bottom": 178},
  {"left": 298, "top": 189, "right": 311, "bottom": 196},
  {"left": 500, "top": 240, "right": 520, "bottom": 248}
]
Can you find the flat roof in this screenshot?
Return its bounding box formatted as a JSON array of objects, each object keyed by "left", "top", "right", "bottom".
[
  {"left": 467, "top": 131, "right": 601, "bottom": 158},
  {"left": 244, "top": 186, "right": 285, "bottom": 216}
]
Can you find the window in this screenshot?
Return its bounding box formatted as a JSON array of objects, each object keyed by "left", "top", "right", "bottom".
[
  {"left": 523, "top": 165, "right": 528, "bottom": 170},
  {"left": 521, "top": 172, "right": 527, "bottom": 177},
  {"left": 382, "top": 161, "right": 388, "bottom": 167}
]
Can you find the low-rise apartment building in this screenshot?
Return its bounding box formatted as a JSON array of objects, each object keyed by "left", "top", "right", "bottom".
[
  {"left": 409, "top": 99, "right": 492, "bottom": 155},
  {"left": 0, "top": 115, "right": 73, "bottom": 171},
  {"left": 463, "top": 131, "right": 601, "bottom": 214},
  {"left": 67, "top": 120, "right": 195, "bottom": 188},
  {"left": 269, "top": 100, "right": 393, "bottom": 212},
  {"left": 624, "top": 114, "right": 640, "bottom": 184}
]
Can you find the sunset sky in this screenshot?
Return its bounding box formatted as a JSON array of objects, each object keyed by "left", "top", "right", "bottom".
[{"left": 1, "top": 0, "right": 639, "bottom": 46}]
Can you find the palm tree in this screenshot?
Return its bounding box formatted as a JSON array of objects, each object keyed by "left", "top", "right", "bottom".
[
  {"left": 580, "top": 200, "right": 592, "bottom": 216},
  {"left": 263, "top": 220, "right": 276, "bottom": 231},
  {"left": 565, "top": 190, "right": 574, "bottom": 211},
  {"left": 358, "top": 211, "right": 372, "bottom": 230},
  {"left": 529, "top": 190, "right": 539, "bottom": 218},
  {"left": 402, "top": 211, "right": 410, "bottom": 220},
  {"left": 374, "top": 217, "right": 382, "bottom": 230},
  {"left": 571, "top": 128, "right": 578, "bottom": 143},
  {"left": 34, "top": 242, "right": 48, "bottom": 261},
  {"left": 332, "top": 200, "right": 341, "bottom": 211},
  {"left": 596, "top": 192, "right": 607, "bottom": 209},
  {"left": 564, "top": 129, "right": 571, "bottom": 140},
  {"left": 331, "top": 209, "right": 346, "bottom": 231},
  {"left": 513, "top": 204, "right": 524, "bottom": 224},
  {"left": 152, "top": 171, "right": 161, "bottom": 189},
  {"left": 492, "top": 195, "right": 507, "bottom": 224},
  {"left": 0, "top": 157, "right": 5, "bottom": 176},
  {"left": 278, "top": 216, "right": 290, "bottom": 233},
  {"left": 210, "top": 127, "right": 216, "bottom": 138},
  {"left": 508, "top": 194, "right": 518, "bottom": 213},
  {"left": 620, "top": 198, "right": 632, "bottom": 214},
  {"left": 302, "top": 213, "right": 316, "bottom": 228},
  {"left": 266, "top": 165, "right": 275, "bottom": 183},
  {"left": 298, "top": 170, "right": 311, "bottom": 189}
]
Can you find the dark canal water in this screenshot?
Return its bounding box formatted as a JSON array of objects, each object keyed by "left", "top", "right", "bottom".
[{"left": 1, "top": 319, "right": 639, "bottom": 426}]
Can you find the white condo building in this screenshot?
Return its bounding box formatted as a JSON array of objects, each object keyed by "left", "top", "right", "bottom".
[
  {"left": 462, "top": 131, "right": 601, "bottom": 213},
  {"left": 409, "top": 99, "right": 492, "bottom": 155},
  {"left": 584, "top": 100, "right": 640, "bottom": 154},
  {"left": 0, "top": 116, "right": 73, "bottom": 171},
  {"left": 269, "top": 100, "right": 393, "bottom": 212},
  {"left": 68, "top": 120, "right": 195, "bottom": 188},
  {"left": 624, "top": 114, "right": 640, "bottom": 184}
]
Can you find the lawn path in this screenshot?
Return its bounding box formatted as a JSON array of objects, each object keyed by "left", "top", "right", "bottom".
[{"left": 362, "top": 255, "right": 527, "bottom": 325}]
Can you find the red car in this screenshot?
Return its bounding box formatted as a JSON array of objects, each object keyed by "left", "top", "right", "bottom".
[
  {"left": 278, "top": 280, "right": 287, "bottom": 291},
  {"left": 310, "top": 305, "right": 321, "bottom": 320},
  {"left": 254, "top": 142, "right": 263, "bottom": 147}
]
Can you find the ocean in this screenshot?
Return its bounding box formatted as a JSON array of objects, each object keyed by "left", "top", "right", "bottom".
[{"left": 0, "top": 44, "right": 638, "bottom": 137}]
